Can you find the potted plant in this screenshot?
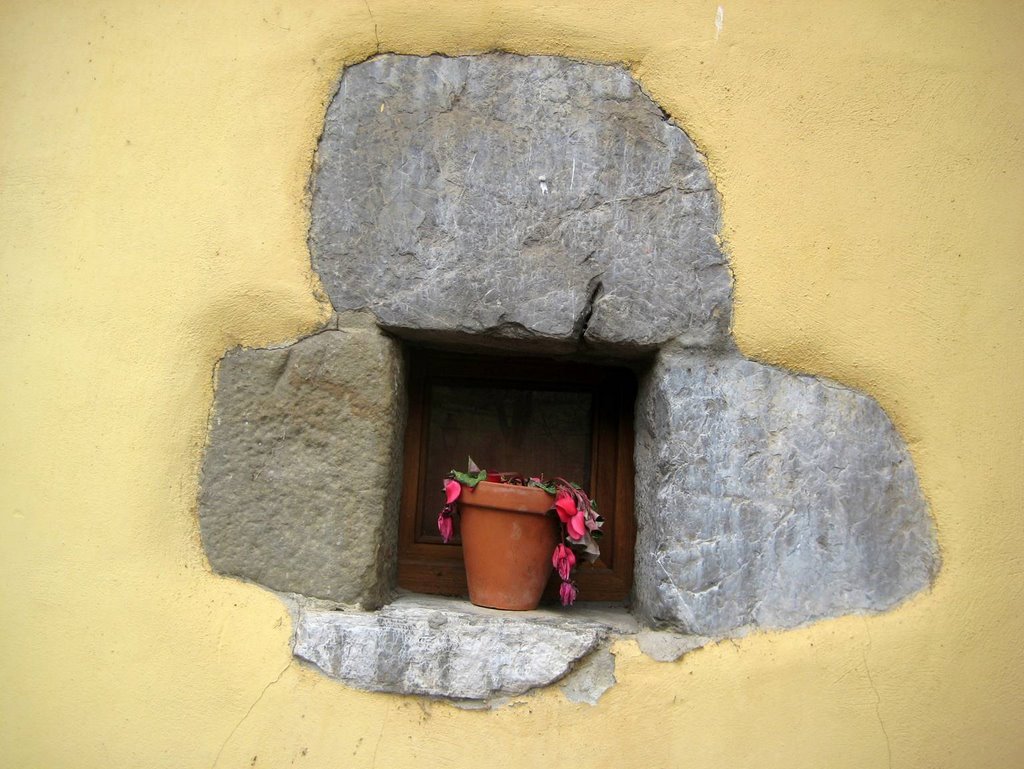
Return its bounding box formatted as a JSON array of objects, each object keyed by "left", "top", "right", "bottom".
[{"left": 437, "top": 462, "right": 603, "bottom": 610}]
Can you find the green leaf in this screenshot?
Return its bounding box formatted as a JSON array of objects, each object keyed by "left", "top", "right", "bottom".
[
  {"left": 452, "top": 469, "right": 487, "bottom": 488},
  {"left": 529, "top": 479, "right": 557, "bottom": 494}
]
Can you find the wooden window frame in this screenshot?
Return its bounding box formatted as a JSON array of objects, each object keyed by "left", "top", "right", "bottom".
[{"left": 397, "top": 348, "right": 636, "bottom": 604}]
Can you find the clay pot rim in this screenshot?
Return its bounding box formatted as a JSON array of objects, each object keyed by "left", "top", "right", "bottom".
[{"left": 459, "top": 480, "right": 555, "bottom": 516}]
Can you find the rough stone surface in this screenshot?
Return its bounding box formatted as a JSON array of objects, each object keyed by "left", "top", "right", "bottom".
[
  {"left": 310, "top": 53, "right": 731, "bottom": 351},
  {"left": 292, "top": 595, "right": 613, "bottom": 700},
  {"left": 199, "top": 317, "right": 405, "bottom": 607},
  {"left": 635, "top": 630, "right": 713, "bottom": 662},
  {"left": 633, "top": 348, "right": 940, "bottom": 636},
  {"left": 560, "top": 648, "right": 617, "bottom": 705}
]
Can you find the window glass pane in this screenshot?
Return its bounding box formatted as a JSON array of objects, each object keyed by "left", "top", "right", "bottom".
[{"left": 419, "top": 383, "right": 593, "bottom": 543}]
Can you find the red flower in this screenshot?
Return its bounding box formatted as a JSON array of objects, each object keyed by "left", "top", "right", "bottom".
[
  {"left": 437, "top": 510, "right": 454, "bottom": 543},
  {"left": 559, "top": 581, "right": 578, "bottom": 606},
  {"left": 567, "top": 510, "right": 586, "bottom": 540},
  {"left": 555, "top": 488, "right": 576, "bottom": 523},
  {"left": 444, "top": 478, "right": 462, "bottom": 504},
  {"left": 552, "top": 543, "right": 577, "bottom": 581}
]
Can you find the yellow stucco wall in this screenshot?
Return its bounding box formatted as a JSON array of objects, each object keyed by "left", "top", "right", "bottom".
[{"left": 2, "top": 1, "right": 1021, "bottom": 766}]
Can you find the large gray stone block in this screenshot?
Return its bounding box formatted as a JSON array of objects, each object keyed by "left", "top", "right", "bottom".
[
  {"left": 292, "top": 596, "right": 618, "bottom": 701},
  {"left": 310, "top": 54, "right": 731, "bottom": 351},
  {"left": 633, "top": 349, "right": 940, "bottom": 636},
  {"left": 199, "top": 320, "right": 405, "bottom": 607}
]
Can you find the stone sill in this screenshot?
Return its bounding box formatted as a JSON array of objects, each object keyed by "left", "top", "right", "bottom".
[
  {"left": 287, "top": 592, "right": 691, "bottom": 706},
  {"left": 386, "top": 592, "right": 642, "bottom": 632}
]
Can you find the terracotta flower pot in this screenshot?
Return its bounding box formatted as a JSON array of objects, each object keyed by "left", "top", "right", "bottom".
[{"left": 458, "top": 481, "right": 558, "bottom": 611}]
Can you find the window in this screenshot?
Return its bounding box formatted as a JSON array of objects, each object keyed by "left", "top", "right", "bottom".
[{"left": 398, "top": 348, "right": 636, "bottom": 603}]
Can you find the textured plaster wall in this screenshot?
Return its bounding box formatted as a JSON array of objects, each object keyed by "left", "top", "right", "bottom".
[{"left": 1, "top": 1, "right": 1021, "bottom": 767}]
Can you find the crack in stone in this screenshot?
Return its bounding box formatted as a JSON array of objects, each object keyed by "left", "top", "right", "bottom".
[
  {"left": 415, "top": 81, "right": 468, "bottom": 129},
  {"left": 477, "top": 319, "right": 542, "bottom": 339},
  {"left": 563, "top": 185, "right": 710, "bottom": 219},
  {"left": 573, "top": 276, "right": 604, "bottom": 341}
]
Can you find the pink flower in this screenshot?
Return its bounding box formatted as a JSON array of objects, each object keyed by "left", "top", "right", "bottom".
[
  {"left": 437, "top": 510, "right": 454, "bottom": 543},
  {"left": 559, "top": 581, "right": 578, "bottom": 606},
  {"left": 552, "top": 543, "right": 577, "bottom": 581},
  {"left": 444, "top": 478, "right": 462, "bottom": 504},
  {"left": 567, "top": 510, "right": 586, "bottom": 540},
  {"left": 555, "top": 488, "right": 576, "bottom": 523}
]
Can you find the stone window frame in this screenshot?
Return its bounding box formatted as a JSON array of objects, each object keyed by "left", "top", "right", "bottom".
[
  {"left": 198, "top": 52, "right": 939, "bottom": 704},
  {"left": 396, "top": 345, "right": 638, "bottom": 603}
]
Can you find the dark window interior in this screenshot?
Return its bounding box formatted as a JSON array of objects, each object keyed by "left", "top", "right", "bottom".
[{"left": 398, "top": 348, "right": 636, "bottom": 604}]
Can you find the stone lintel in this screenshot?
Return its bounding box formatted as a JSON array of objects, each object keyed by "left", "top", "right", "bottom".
[{"left": 310, "top": 53, "right": 732, "bottom": 351}]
